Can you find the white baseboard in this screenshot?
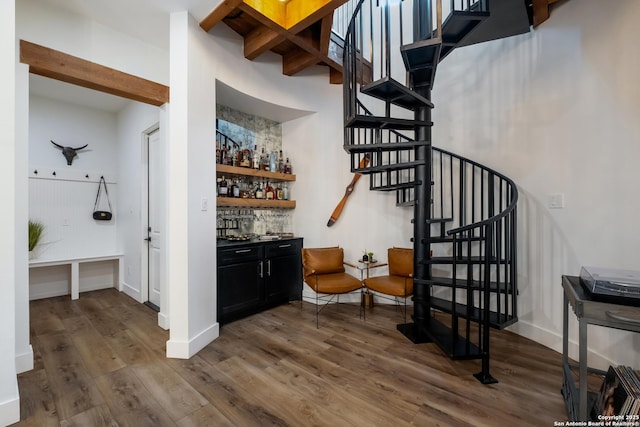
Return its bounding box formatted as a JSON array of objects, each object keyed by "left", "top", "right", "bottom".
[
  {"left": 507, "top": 320, "right": 612, "bottom": 371},
  {"left": 166, "top": 322, "right": 219, "bottom": 359},
  {"left": 158, "top": 312, "right": 169, "bottom": 330},
  {"left": 0, "top": 382, "right": 20, "bottom": 426},
  {"left": 15, "top": 345, "right": 34, "bottom": 374},
  {"left": 121, "top": 281, "right": 142, "bottom": 303}
]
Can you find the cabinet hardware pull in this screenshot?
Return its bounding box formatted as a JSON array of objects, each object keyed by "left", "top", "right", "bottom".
[
  {"left": 235, "top": 249, "right": 251, "bottom": 254},
  {"left": 259, "top": 261, "right": 263, "bottom": 278},
  {"left": 278, "top": 244, "right": 292, "bottom": 248},
  {"left": 267, "top": 260, "right": 271, "bottom": 276}
]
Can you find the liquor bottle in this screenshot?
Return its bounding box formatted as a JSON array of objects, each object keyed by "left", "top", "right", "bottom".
[
  {"left": 282, "top": 182, "right": 289, "bottom": 200},
  {"left": 284, "top": 157, "right": 292, "bottom": 174},
  {"left": 231, "top": 148, "right": 238, "bottom": 167},
  {"left": 252, "top": 145, "right": 260, "bottom": 169},
  {"left": 221, "top": 145, "right": 228, "bottom": 165},
  {"left": 260, "top": 147, "right": 269, "bottom": 171},
  {"left": 241, "top": 148, "right": 251, "bottom": 168},
  {"left": 215, "top": 138, "right": 221, "bottom": 164},
  {"left": 218, "top": 176, "right": 228, "bottom": 197},
  {"left": 265, "top": 181, "right": 275, "bottom": 200},
  {"left": 269, "top": 151, "right": 277, "bottom": 172},
  {"left": 255, "top": 181, "right": 264, "bottom": 199},
  {"left": 276, "top": 183, "right": 283, "bottom": 200},
  {"left": 278, "top": 150, "right": 284, "bottom": 173},
  {"left": 231, "top": 177, "right": 240, "bottom": 198}
]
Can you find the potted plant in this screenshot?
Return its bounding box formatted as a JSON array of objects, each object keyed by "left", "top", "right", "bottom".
[{"left": 28, "top": 219, "right": 45, "bottom": 259}]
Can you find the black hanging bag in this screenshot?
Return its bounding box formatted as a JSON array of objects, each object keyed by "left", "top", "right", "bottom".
[{"left": 93, "top": 176, "right": 113, "bottom": 221}]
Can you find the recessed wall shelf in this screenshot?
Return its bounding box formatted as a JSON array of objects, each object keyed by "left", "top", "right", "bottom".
[{"left": 216, "top": 164, "right": 296, "bottom": 209}]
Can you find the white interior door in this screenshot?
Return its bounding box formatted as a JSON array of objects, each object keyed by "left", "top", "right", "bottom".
[{"left": 147, "top": 129, "right": 162, "bottom": 308}]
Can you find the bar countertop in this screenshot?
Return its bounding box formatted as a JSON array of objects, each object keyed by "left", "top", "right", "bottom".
[{"left": 216, "top": 236, "right": 302, "bottom": 249}]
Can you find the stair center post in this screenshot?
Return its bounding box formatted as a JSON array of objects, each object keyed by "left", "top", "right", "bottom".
[{"left": 411, "top": 86, "right": 433, "bottom": 341}]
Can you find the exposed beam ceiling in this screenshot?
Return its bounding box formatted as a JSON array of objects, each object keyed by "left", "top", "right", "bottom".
[
  {"left": 200, "top": 0, "right": 349, "bottom": 83},
  {"left": 20, "top": 40, "right": 170, "bottom": 106}
]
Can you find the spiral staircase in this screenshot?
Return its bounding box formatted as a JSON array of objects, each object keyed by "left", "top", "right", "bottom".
[{"left": 342, "top": 0, "right": 519, "bottom": 383}]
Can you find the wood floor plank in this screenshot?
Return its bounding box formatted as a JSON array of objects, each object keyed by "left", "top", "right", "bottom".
[
  {"left": 36, "top": 332, "right": 106, "bottom": 421},
  {"left": 16, "top": 369, "right": 58, "bottom": 427},
  {"left": 163, "top": 355, "right": 290, "bottom": 426},
  {"left": 59, "top": 404, "right": 120, "bottom": 427},
  {"left": 103, "top": 329, "right": 157, "bottom": 366},
  {"left": 175, "top": 404, "right": 235, "bottom": 427},
  {"left": 94, "top": 367, "right": 176, "bottom": 427},
  {"left": 131, "top": 360, "right": 208, "bottom": 422},
  {"left": 16, "top": 289, "right": 572, "bottom": 426},
  {"left": 215, "top": 355, "right": 345, "bottom": 426}
]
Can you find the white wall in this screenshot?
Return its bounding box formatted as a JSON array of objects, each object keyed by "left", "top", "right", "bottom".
[
  {"left": 0, "top": 0, "right": 20, "bottom": 423},
  {"left": 28, "top": 95, "right": 121, "bottom": 298},
  {"left": 15, "top": 63, "right": 32, "bottom": 375},
  {"left": 432, "top": 0, "right": 640, "bottom": 369},
  {"left": 167, "top": 12, "right": 219, "bottom": 358},
  {"left": 16, "top": 0, "right": 168, "bottom": 85}
]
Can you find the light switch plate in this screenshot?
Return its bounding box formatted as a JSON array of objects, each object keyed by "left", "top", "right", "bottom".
[{"left": 549, "top": 193, "right": 564, "bottom": 209}]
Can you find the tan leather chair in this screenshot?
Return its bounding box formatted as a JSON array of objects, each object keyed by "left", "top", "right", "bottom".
[
  {"left": 363, "top": 247, "right": 413, "bottom": 322},
  {"left": 301, "top": 246, "right": 363, "bottom": 327}
]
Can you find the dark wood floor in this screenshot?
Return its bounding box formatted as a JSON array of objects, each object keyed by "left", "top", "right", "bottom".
[{"left": 14, "top": 289, "right": 571, "bottom": 426}]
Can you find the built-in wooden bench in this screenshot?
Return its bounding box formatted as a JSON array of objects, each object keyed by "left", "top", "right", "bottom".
[{"left": 29, "top": 254, "right": 123, "bottom": 300}]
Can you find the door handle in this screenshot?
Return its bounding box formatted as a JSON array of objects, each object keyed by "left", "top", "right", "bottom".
[
  {"left": 259, "top": 261, "right": 263, "bottom": 278},
  {"left": 267, "top": 260, "right": 271, "bottom": 277}
]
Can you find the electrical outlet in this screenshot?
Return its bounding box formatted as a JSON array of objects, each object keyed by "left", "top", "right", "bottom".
[
  {"left": 549, "top": 193, "right": 565, "bottom": 209},
  {"left": 63, "top": 218, "right": 70, "bottom": 226},
  {"left": 200, "top": 197, "right": 209, "bottom": 211}
]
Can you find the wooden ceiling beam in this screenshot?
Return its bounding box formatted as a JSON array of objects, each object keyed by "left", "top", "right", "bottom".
[
  {"left": 20, "top": 40, "right": 169, "bottom": 106},
  {"left": 237, "top": 3, "right": 342, "bottom": 74},
  {"left": 200, "top": 0, "right": 244, "bottom": 32},
  {"left": 319, "top": 13, "right": 333, "bottom": 55},
  {"left": 329, "top": 68, "right": 342, "bottom": 85},
  {"left": 283, "top": 48, "right": 319, "bottom": 76},
  {"left": 244, "top": 26, "right": 287, "bottom": 60}
]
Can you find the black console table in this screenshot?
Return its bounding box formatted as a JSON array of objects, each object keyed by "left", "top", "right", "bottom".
[{"left": 561, "top": 275, "right": 640, "bottom": 421}]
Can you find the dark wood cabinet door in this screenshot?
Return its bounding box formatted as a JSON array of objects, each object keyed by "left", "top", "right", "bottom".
[
  {"left": 265, "top": 253, "right": 301, "bottom": 304},
  {"left": 217, "top": 260, "right": 263, "bottom": 323}
]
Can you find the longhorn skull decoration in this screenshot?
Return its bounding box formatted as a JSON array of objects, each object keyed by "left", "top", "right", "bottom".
[{"left": 51, "top": 140, "right": 88, "bottom": 166}]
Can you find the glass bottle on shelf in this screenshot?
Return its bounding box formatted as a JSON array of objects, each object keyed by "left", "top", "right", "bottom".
[
  {"left": 252, "top": 145, "right": 260, "bottom": 169},
  {"left": 255, "top": 181, "right": 264, "bottom": 199},
  {"left": 221, "top": 145, "right": 229, "bottom": 165},
  {"left": 265, "top": 181, "right": 275, "bottom": 200},
  {"left": 276, "top": 183, "right": 283, "bottom": 200},
  {"left": 284, "top": 157, "right": 292, "bottom": 174},
  {"left": 269, "top": 151, "right": 277, "bottom": 172},
  {"left": 231, "top": 177, "right": 240, "bottom": 198},
  {"left": 282, "top": 182, "right": 289, "bottom": 200},
  {"left": 218, "top": 176, "right": 228, "bottom": 197},
  {"left": 241, "top": 148, "right": 251, "bottom": 168},
  {"left": 231, "top": 148, "right": 238, "bottom": 167},
  {"left": 216, "top": 138, "right": 221, "bottom": 164},
  {"left": 260, "top": 147, "right": 269, "bottom": 171},
  {"left": 277, "top": 150, "right": 283, "bottom": 173}
]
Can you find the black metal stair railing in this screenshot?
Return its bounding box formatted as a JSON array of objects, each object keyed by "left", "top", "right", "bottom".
[
  {"left": 424, "top": 146, "right": 518, "bottom": 383},
  {"left": 340, "top": 0, "right": 518, "bottom": 383}
]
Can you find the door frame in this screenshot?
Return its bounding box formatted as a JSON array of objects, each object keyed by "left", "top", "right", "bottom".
[{"left": 141, "top": 124, "right": 161, "bottom": 312}]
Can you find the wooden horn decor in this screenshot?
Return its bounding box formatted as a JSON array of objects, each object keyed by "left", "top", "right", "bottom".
[{"left": 327, "top": 156, "right": 370, "bottom": 227}]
